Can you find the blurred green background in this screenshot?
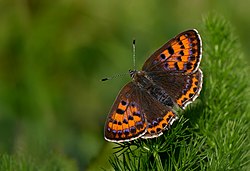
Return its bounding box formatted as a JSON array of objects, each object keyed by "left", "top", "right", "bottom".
[{"left": 0, "top": 0, "right": 249, "bottom": 170}]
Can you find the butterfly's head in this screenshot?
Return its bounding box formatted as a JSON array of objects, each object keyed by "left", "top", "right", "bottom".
[
  {"left": 129, "top": 69, "right": 145, "bottom": 81},
  {"left": 129, "top": 69, "right": 136, "bottom": 78}
]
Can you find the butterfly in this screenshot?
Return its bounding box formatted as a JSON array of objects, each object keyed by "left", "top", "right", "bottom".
[{"left": 104, "top": 29, "right": 203, "bottom": 142}]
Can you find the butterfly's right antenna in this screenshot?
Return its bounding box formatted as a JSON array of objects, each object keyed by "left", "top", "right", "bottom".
[{"left": 132, "top": 39, "right": 136, "bottom": 71}]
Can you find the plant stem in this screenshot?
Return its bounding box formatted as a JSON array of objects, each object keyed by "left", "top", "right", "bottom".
[{"left": 153, "top": 151, "right": 164, "bottom": 171}]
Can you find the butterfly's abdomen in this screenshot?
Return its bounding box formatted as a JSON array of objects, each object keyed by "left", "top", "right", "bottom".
[
  {"left": 147, "top": 85, "right": 174, "bottom": 107},
  {"left": 134, "top": 72, "right": 174, "bottom": 107}
]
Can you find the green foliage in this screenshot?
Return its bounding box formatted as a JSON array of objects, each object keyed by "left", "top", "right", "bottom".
[
  {"left": 0, "top": 153, "right": 78, "bottom": 171},
  {"left": 107, "top": 14, "right": 250, "bottom": 171},
  {"left": 200, "top": 14, "right": 250, "bottom": 171}
]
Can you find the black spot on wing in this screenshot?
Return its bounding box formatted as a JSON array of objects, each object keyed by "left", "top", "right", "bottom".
[
  {"left": 116, "top": 109, "right": 124, "bottom": 114},
  {"left": 160, "top": 54, "right": 166, "bottom": 59},
  {"left": 167, "top": 46, "right": 174, "bottom": 55},
  {"left": 121, "top": 100, "right": 127, "bottom": 106}
]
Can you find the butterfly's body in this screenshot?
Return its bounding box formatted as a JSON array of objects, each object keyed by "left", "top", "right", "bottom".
[
  {"left": 131, "top": 70, "right": 174, "bottom": 107},
  {"left": 104, "top": 29, "right": 203, "bottom": 142}
]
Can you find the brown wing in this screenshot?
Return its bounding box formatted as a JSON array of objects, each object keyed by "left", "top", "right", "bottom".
[
  {"left": 104, "top": 82, "right": 147, "bottom": 142},
  {"left": 138, "top": 89, "right": 178, "bottom": 139},
  {"left": 142, "top": 29, "right": 202, "bottom": 74},
  {"left": 147, "top": 69, "right": 203, "bottom": 109}
]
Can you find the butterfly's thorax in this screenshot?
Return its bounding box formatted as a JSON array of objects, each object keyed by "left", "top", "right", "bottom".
[{"left": 132, "top": 70, "right": 174, "bottom": 107}]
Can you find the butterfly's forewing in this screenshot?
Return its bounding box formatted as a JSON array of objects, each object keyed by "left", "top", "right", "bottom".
[
  {"left": 138, "top": 90, "right": 178, "bottom": 139},
  {"left": 142, "top": 29, "right": 202, "bottom": 74},
  {"left": 147, "top": 69, "right": 203, "bottom": 109},
  {"left": 104, "top": 82, "right": 147, "bottom": 142}
]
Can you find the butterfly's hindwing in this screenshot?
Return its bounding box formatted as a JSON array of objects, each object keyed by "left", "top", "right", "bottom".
[
  {"left": 176, "top": 69, "right": 203, "bottom": 108},
  {"left": 147, "top": 69, "right": 203, "bottom": 109},
  {"left": 142, "top": 110, "right": 177, "bottom": 139},
  {"left": 136, "top": 89, "right": 178, "bottom": 139}
]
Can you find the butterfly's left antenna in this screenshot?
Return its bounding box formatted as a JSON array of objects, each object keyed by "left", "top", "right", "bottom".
[
  {"left": 132, "top": 39, "right": 136, "bottom": 70},
  {"left": 101, "top": 73, "right": 129, "bottom": 82},
  {"left": 101, "top": 39, "right": 136, "bottom": 82}
]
